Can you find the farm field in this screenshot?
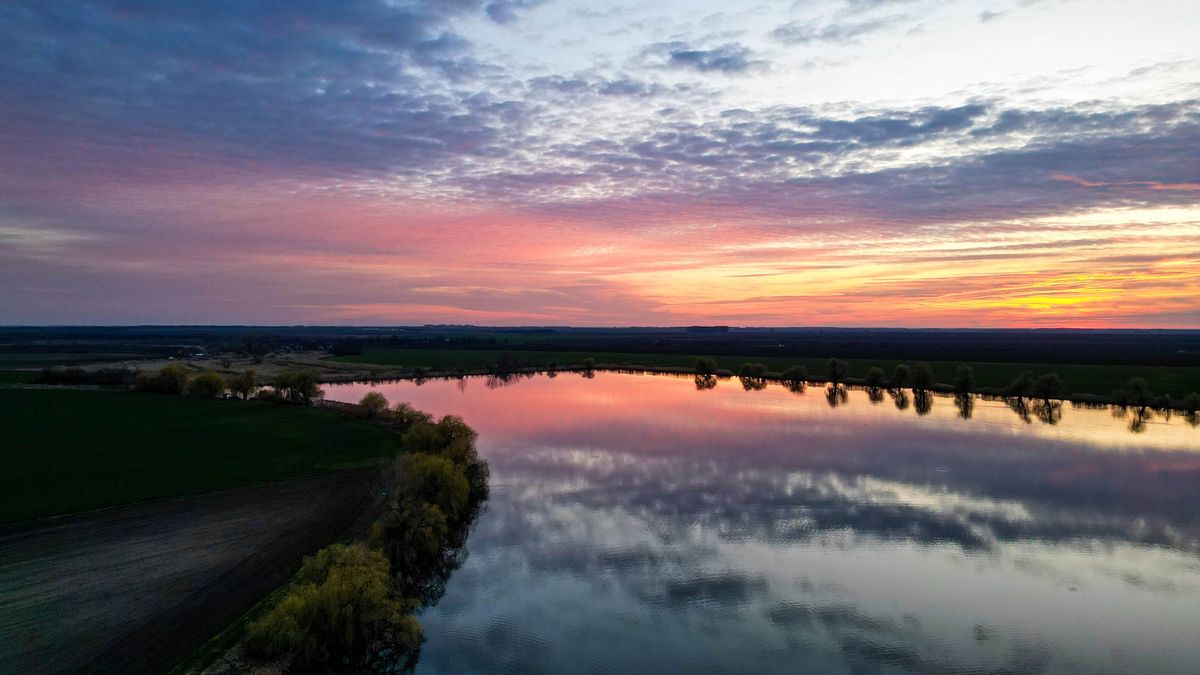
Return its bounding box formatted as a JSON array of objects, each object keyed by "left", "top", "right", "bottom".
[{"left": 0, "top": 389, "right": 401, "bottom": 524}]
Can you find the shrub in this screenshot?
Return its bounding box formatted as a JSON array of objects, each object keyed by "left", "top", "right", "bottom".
[
  {"left": 1124, "top": 377, "right": 1152, "bottom": 407},
  {"left": 825, "top": 358, "right": 848, "bottom": 386},
  {"left": 865, "top": 367, "right": 887, "bottom": 389},
  {"left": 187, "top": 370, "right": 225, "bottom": 398},
  {"left": 1004, "top": 370, "right": 1035, "bottom": 398},
  {"left": 394, "top": 454, "right": 470, "bottom": 524},
  {"left": 738, "top": 362, "right": 767, "bottom": 378},
  {"left": 694, "top": 357, "right": 718, "bottom": 376},
  {"left": 244, "top": 543, "right": 421, "bottom": 672},
  {"left": 952, "top": 366, "right": 975, "bottom": 395},
  {"left": 273, "top": 369, "right": 322, "bottom": 404},
  {"left": 1183, "top": 392, "right": 1200, "bottom": 415},
  {"left": 158, "top": 364, "right": 191, "bottom": 395},
  {"left": 359, "top": 391, "right": 389, "bottom": 419},
  {"left": 1031, "top": 373, "right": 1064, "bottom": 401},
  {"left": 781, "top": 365, "right": 808, "bottom": 387},
  {"left": 911, "top": 362, "right": 935, "bottom": 392},
  {"left": 393, "top": 402, "right": 433, "bottom": 429},
  {"left": 891, "top": 364, "right": 910, "bottom": 389},
  {"left": 228, "top": 369, "right": 258, "bottom": 400}
]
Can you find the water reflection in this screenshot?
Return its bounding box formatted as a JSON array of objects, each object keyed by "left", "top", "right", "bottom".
[{"left": 325, "top": 373, "right": 1200, "bottom": 675}]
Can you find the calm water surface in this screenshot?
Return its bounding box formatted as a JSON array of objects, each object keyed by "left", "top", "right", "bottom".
[{"left": 326, "top": 373, "right": 1200, "bottom": 675}]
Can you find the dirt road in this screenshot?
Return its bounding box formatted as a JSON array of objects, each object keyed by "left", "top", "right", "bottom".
[{"left": 0, "top": 469, "right": 382, "bottom": 674}]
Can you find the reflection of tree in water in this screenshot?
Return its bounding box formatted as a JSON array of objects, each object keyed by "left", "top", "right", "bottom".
[
  {"left": 825, "top": 384, "right": 847, "bottom": 408},
  {"left": 694, "top": 374, "right": 718, "bottom": 391},
  {"left": 1033, "top": 399, "right": 1062, "bottom": 425},
  {"left": 485, "top": 372, "right": 535, "bottom": 389},
  {"left": 953, "top": 393, "right": 973, "bottom": 419},
  {"left": 1006, "top": 397, "right": 1032, "bottom": 424},
  {"left": 1125, "top": 406, "right": 1155, "bottom": 434},
  {"left": 740, "top": 376, "right": 767, "bottom": 391},
  {"left": 890, "top": 390, "right": 910, "bottom": 411},
  {"left": 867, "top": 386, "right": 885, "bottom": 403},
  {"left": 913, "top": 390, "right": 933, "bottom": 416}
]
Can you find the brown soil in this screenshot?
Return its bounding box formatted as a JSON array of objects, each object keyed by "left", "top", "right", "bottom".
[{"left": 0, "top": 469, "right": 384, "bottom": 674}]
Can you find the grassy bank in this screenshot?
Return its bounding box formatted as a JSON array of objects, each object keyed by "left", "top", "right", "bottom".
[
  {"left": 0, "top": 389, "right": 402, "bottom": 524},
  {"left": 330, "top": 349, "right": 1200, "bottom": 398}
]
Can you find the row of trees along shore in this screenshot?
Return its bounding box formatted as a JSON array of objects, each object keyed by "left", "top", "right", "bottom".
[
  {"left": 240, "top": 393, "right": 489, "bottom": 672},
  {"left": 696, "top": 357, "right": 1200, "bottom": 415}
]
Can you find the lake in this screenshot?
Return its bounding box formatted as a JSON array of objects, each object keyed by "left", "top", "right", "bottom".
[{"left": 325, "top": 372, "right": 1200, "bottom": 674}]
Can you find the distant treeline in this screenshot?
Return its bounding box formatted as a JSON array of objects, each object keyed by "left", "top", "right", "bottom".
[{"left": 6, "top": 326, "right": 1200, "bottom": 368}]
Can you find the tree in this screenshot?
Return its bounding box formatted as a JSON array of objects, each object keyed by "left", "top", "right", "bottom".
[
  {"left": 780, "top": 365, "right": 808, "bottom": 388},
  {"left": 219, "top": 356, "right": 233, "bottom": 369},
  {"left": 738, "top": 362, "right": 767, "bottom": 390},
  {"left": 1031, "top": 373, "right": 1064, "bottom": 402},
  {"left": 911, "top": 362, "right": 935, "bottom": 393},
  {"left": 1005, "top": 370, "right": 1035, "bottom": 398},
  {"left": 694, "top": 357, "right": 718, "bottom": 376},
  {"left": 244, "top": 543, "right": 422, "bottom": 673},
  {"left": 825, "top": 358, "right": 848, "bottom": 386},
  {"left": 580, "top": 357, "right": 596, "bottom": 370},
  {"left": 952, "top": 366, "right": 975, "bottom": 395},
  {"left": 891, "top": 364, "right": 911, "bottom": 389},
  {"left": 157, "top": 364, "right": 190, "bottom": 395},
  {"left": 395, "top": 453, "right": 471, "bottom": 524},
  {"left": 1123, "top": 377, "right": 1152, "bottom": 408},
  {"left": 187, "top": 370, "right": 225, "bottom": 398},
  {"left": 864, "top": 367, "right": 887, "bottom": 390},
  {"left": 393, "top": 402, "right": 433, "bottom": 429},
  {"left": 274, "top": 369, "right": 322, "bottom": 404},
  {"left": 360, "top": 391, "right": 389, "bottom": 419},
  {"left": 1184, "top": 392, "right": 1200, "bottom": 415},
  {"left": 228, "top": 369, "right": 258, "bottom": 400}
]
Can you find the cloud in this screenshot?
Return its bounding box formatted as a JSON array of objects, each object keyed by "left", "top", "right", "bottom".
[
  {"left": 647, "top": 41, "right": 764, "bottom": 74},
  {"left": 771, "top": 15, "right": 908, "bottom": 45}
]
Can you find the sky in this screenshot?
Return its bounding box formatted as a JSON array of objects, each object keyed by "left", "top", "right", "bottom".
[{"left": 1, "top": 0, "right": 1198, "bottom": 327}]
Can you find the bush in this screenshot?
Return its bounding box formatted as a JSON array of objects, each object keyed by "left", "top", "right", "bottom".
[
  {"left": 891, "top": 364, "right": 910, "bottom": 389},
  {"left": 952, "top": 366, "right": 975, "bottom": 395},
  {"left": 1004, "top": 370, "right": 1035, "bottom": 398},
  {"left": 825, "top": 358, "right": 848, "bottom": 385},
  {"left": 393, "top": 402, "right": 433, "bottom": 429},
  {"left": 738, "top": 363, "right": 767, "bottom": 378},
  {"left": 244, "top": 543, "right": 421, "bottom": 672},
  {"left": 781, "top": 365, "right": 808, "bottom": 386},
  {"left": 274, "top": 369, "right": 322, "bottom": 404},
  {"left": 360, "top": 391, "right": 389, "bottom": 418},
  {"left": 187, "top": 371, "right": 225, "bottom": 398},
  {"left": 135, "top": 364, "right": 191, "bottom": 394},
  {"left": 1031, "top": 373, "right": 1064, "bottom": 401},
  {"left": 1123, "top": 377, "right": 1152, "bottom": 407},
  {"left": 911, "top": 362, "right": 935, "bottom": 392},
  {"left": 1184, "top": 392, "right": 1200, "bottom": 415},
  {"left": 865, "top": 367, "right": 887, "bottom": 389},
  {"left": 228, "top": 369, "right": 258, "bottom": 400},
  {"left": 395, "top": 454, "right": 470, "bottom": 524},
  {"left": 694, "top": 357, "right": 718, "bottom": 376}
]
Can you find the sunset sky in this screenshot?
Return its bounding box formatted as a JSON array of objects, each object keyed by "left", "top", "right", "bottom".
[{"left": 1, "top": 0, "right": 1197, "bottom": 327}]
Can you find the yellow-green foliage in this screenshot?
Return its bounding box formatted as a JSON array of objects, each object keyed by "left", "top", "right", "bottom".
[
  {"left": 245, "top": 543, "right": 422, "bottom": 671},
  {"left": 395, "top": 453, "right": 470, "bottom": 523},
  {"left": 187, "top": 370, "right": 226, "bottom": 398}
]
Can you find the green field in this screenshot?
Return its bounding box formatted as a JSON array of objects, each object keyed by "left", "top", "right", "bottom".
[
  {"left": 332, "top": 349, "right": 1200, "bottom": 398},
  {"left": 0, "top": 370, "right": 38, "bottom": 384},
  {"left": 0, "top": 389, "right": 402, "bottom": 524}
]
